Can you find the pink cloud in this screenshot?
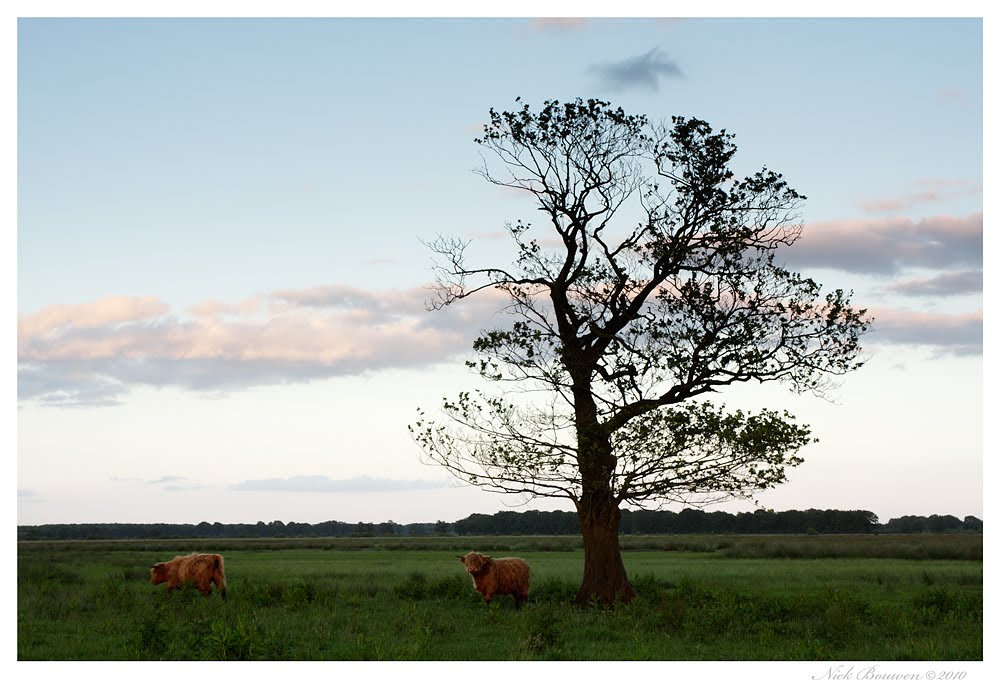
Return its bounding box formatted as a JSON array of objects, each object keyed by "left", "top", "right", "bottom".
[
  {"left": 859, "top": 179, "right": 981, "bottom": 214},
  {"left": 865, "top": 307, "right": 981, "bottom": 354},
  {"left": 860, "top": 191, "right": 940, "bottom": 213},
  {"left": 783, "top": 213, "right": 982, "bottom": 275},
  {"left": 187, "top": 297, "right": 265, "bottom": 320},
  {"left": 868, "top": 307, "right": 981, "bottom": 329},
  {"left": 17, "top": 283, "right": 519, "bottom": 406},
  {"left": 18, "top": 296, "right": 169, "bottom": 340},
  {"left": 19, "top": 286, "right": 465, "bottom": 366},
  {"left": 17, "top": 267, "right": 982, "bottom": 408}
]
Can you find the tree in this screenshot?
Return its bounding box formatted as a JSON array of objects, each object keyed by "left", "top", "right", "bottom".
[
  {"left": 962, "top": 515, "right": 983, "bottom": 532},
  {"left": 410, "top": 98, "right": 870, "bottom": 604}
]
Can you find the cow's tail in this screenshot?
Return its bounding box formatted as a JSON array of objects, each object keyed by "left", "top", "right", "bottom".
[{"left": 213, "top": 555, "right": 227, "bottom": 600}]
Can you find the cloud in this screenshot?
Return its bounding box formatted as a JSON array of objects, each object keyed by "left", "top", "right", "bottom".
[
  {"left": 187, "top": 297, "right": 265, "bottom": 320},
  {"left": 146, "top": 475, "right": 199, "bottom": 489},
  {"left": 269, "top": 284, "right": 425, "bottom": 313},
  {"left": 18, "top": 217, "right": 984, "bottom": 408},
  {"left": 18, "top": 296, "right": 170, "bottom": 340},
  {"left": 18, "top": 489, "right": 44, "bottom": 501},
  {"left": 22, "top": 287, "right": 456, "bottom": 372},
  {"left": 860, "top": 190, "right": 942, "bottom": 214},
  {"left": 231, "top": 474, "right": 449, "bottom": 493},
  {"left": 111, "top": 475, "right": 206, "bottom": 491},
  {"left": 859, "top": 179, "right": 981, "bottom": 214},
  {"left": 17, "top": 367, "right": 128, "bottom": 408},
  {"left": 529, "top": 18, "right": 588, "bottom": 31},
  {"left": 782, "top": 213, "right": 982, "bottom": 275},
  {"left": 885, "top": 270, "right": 982, "bottom": 296},
  {"left": 18, "top": 284, "right": 510, "bottom": 407},
  {"left": 590, "top": 48, "right": 682, "bottom": 92},
  {"left": 866, "top": 308, "right": 982, "bottom": 356}
]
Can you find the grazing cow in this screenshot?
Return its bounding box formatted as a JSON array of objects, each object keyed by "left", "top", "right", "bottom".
[
  {"left": 458, "top": 551, "right": 530, "bottom": 609},
  {"left": 150, "top": 553, "right": 227, "bottom": 599}
]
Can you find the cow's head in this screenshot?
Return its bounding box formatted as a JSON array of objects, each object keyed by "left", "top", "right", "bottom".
[
  {"left": 458, "top": 551, "right": 489, "bottom": 574},
  {"left": 150, "top": 562, "right": 167, "bottom": 585}
]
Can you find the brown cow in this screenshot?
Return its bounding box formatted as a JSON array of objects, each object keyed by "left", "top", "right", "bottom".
[
  {"left": 150, "top": 553, "right": 227, "bottom": 599},
  {"left": 458, "top": 551, "right": 530, "bottom": 609}
]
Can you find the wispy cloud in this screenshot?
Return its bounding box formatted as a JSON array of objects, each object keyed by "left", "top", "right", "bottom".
[
  {"left": 782, "top": 213, "right": 982, "bottom": 275},
  {"left": 231, "top": 474, "right": 449, "bottom": 493},
  {"left": 590, "top": 48, "right": 682, "bottom": 92},
  {"left": 859, "top": 179, "right": 981, "bottom": 214},
  {"left": 18, "top": 369, "right": 128, "bottom": 408},
  {"left": 860, "top": 191, "right": 943, "bottom": 214},
  {"left": 146, "top": 475, "right": 205, "bottom": 491},
  {"left": 866, "top": 308, "right": 982, "bottom": 356},
  {"left": 112, "top": 475, "right": 206, "bottom": 491},
  {"left": 885, "top": 270, "right": 982, "bottom": 297}
]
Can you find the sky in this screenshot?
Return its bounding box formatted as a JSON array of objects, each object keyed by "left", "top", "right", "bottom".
[{"left": 14, "top": 13, "right": 985, "bottom": 527}]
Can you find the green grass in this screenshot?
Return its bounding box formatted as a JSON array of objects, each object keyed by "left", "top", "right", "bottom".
[
  {"left": 17, "top": 532, "right": 984, "bottom": 559},
  {"left": 17, "top": 536, "right": 982, "bottom": 660}
]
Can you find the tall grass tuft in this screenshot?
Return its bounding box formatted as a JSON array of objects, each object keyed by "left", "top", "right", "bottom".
[{"left": 204, "top": 617, "right": 259, "bottom": 660}]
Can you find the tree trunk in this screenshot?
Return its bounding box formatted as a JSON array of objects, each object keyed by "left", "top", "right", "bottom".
[
  {"left": 575, "top": 490, "right": 636, "bottom": 605},
  {"left": 566, "top": 358, "right": 635, "bottom": 605}
]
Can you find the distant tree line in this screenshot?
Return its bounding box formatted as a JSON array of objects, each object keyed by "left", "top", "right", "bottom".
[
  {"left": 879, "top": 514, "right": 983, "bottom": 534},
  {"left": 17, "top": 509, "right": 983, "bottom": 541},
  {"left": 449, "top": 509, "right": 983, "bottom": 536}
]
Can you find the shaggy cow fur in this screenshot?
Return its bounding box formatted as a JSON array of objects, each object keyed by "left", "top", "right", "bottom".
[
  {"left": 459, "top": 551, "right": 530, "bottom": 609},
  {"left": 150, "top": 553, "right": 227, "bottom": 599}
]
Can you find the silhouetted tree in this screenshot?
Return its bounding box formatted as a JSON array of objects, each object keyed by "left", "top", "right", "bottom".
[
  {"left": 927, "top": 515, "right": 963, "bottom": 533},
  {"left": 962, "top": 516, "right": 983, "bottom": 532},
  {"left": 354, "top": 522, "right": 375, "bottom": 537},
  {"left": 411, "top": 98, "right": 870, "bottom": 603},
  {"left": 374, "top": 521, "right": 399, "bottom": 536}
]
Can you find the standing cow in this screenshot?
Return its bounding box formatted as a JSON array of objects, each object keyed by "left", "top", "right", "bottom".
[
  {"left": 458, "top": 551, "right": 530, "bottom": 609},
  {"left": 150, "top": 553, "right": 227, "bottom": 599}
]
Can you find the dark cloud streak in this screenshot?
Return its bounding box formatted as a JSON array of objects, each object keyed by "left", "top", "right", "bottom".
[
  {"left": 886, "top": 270, "right": 982, "bottom": 296},
  {"left": 590, "top": 48, "right": 682, "bottom": 92}
]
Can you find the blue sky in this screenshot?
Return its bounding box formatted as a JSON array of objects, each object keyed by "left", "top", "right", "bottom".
[{"left": 16, "top": 16, "right": 984, "bottom": 526}]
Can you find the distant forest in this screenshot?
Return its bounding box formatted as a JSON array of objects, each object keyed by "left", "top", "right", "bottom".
[{"left": 17, "top": 509, "right": 983, "bottom": 541}]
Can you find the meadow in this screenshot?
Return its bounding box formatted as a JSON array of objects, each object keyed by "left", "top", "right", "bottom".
[{"left": 17, "top": 535, "right": 982, "bottom": 661}]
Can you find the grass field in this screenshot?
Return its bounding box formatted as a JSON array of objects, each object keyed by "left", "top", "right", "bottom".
[{"left": 17, "top": 535, "right": 982, "bottom": 661}]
